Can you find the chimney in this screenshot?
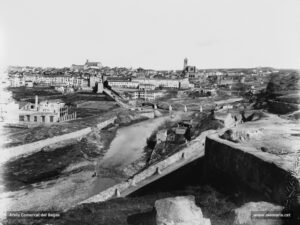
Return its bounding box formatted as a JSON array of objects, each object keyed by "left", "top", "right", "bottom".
[{"left": 35, "top": 95, "right": 38, "bottom": 110}]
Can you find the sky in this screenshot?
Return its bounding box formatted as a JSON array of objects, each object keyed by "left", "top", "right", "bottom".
[{"left": 0, "top": 0, "right": 300, "bottom": 70}]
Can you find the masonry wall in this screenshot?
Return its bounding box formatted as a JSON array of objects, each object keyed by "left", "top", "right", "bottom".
[
  {"left": 79, "top": 130, "right": 300, "bottom": 209},
  {"left": 1, "top": 116, "right": 117, "bottom": 164},
  {"left": 205, "top": 135, "right": 300, "bottom": 207},
  {"left": 79, "top": 129, "right": 215, "bottom": 205}
]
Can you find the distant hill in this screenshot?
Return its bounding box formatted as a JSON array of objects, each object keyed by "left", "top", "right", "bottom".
[
  {"left": 266, "top": 70, "right": 300, "bottom": 95},
  {"left": 266, "top": 70, "right": 300, "bottom": 114}
]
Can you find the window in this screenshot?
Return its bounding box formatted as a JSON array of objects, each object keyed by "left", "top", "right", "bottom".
[
  {"left": 50, "top": 116, "right": 54, "bottom": 122},
  {"left": 26, "top": 115, "right": 30, "bottom": 121},
  {"left": 34, "top": 116, "right": 37, "bottom": 122},
  {"left": 19, "top": 115, "right": 24, "bottom": 121},
  {"left": 41, "top": 116, "right": 45, "bottom": 122}
]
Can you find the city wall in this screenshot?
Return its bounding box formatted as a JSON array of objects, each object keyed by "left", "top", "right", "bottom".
[
  {"left": 79, "top": 129, "right": 215, "bottom": 205},
  {"left": 79, "top": 128, "right": 299, "bottom": 209},
  {"left": 1, "top": 116, "right": 117, "bottom": 164},
  {"left": 205, "top": 134, "right": 300, "bottom": 206}
]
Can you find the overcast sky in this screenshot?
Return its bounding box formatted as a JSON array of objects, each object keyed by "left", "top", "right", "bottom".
[{"left": 0, "top": 0, "right": 300, "bottom": 69}]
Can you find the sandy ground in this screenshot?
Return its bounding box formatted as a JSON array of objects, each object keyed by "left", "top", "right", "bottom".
[
  {"left": 215, "top": 107, "right": 300, "bottom": 176},
  {"left": 232, "top": 112, "right": 300, "bottom": 154}
]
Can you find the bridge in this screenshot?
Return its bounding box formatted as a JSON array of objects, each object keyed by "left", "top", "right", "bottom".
[
  {"left": 99, "top": 78, "right": 207, "bottom": 113},
  {"left": 143, "top": 100, "right": 203, "bottom": 113},
  {"left": 102, "top": 86, "right": 204, "bottom": 113}
]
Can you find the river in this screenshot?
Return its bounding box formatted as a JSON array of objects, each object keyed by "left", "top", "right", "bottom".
[{"left": 89, "top": 112, "right": 185, "bottom": 196}]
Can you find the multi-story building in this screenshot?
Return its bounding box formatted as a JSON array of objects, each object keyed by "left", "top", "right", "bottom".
[
  {"left": 131, "top": 90, "right": 165, "bottom": 101},
  {"left": 10, "top": 77, "right": 25, "bottom": 87},
  {"left": 132, "top": 78, "right": 189, "bottom": 89},
  {"left": 139, "top": 83, "right": 156, "bottom": 90},
  {"left": 19, "top": 95, "right": 76, "bottom": 123},
  {"left": 30, "top": 75, "right": 89, "bottom": 88},
  {"left": 71, "top": 60, "right": 102, "bottom": 71},
  {"left": 108, "top": 78, "right": 139, "bottom": 89},
  {"left": 84, "top": 60, "right": 102, "bottom": 70}
]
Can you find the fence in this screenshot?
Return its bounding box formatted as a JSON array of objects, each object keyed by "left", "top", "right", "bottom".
[{"left": 60, "top": 112, "right": 77, "bottom": 122}]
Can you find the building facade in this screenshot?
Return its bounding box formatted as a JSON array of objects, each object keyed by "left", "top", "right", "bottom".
[
  {"left": 18, "top": 96, "right": 76, "bottom": 124},
  {"left": 108, "top": 80, "right": 139, "bottom": 89},
  {"left": 132, "top": 78, "right": 189, "bottom": 89},
  {"left": 131, "top": 90, "right": 165, "bottom": 101}
]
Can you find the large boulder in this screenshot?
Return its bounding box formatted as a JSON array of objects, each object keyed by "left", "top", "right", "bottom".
[
  {"left": 155, "top": 196, "right": 211, "bottom": 225},
  {"left": 234, "top": 202, "right": 283, "bottom": 225}
]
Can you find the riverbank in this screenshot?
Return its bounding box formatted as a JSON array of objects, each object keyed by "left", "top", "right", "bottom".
[
  {"left": 88, "top": 112, "right": 187, "bottom": 198},
  {"left": 0, "top": 111, "right": 179, "bottom": 213},
  {"left": 5, "top": 109, "right": 296, "bottom": 225},
  {"left": 0, "top": 124, "right": 118, "bottom": 211},
  {"left": 121, "top": 111, "right": 224, "bottom": 178}
]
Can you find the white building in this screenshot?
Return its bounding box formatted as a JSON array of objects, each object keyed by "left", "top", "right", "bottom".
[
  {"left": 25, "top": 80, "right": 34, "bottom": 87},
  {"left": 108, "top": 80, "right": 139, "bottom": 89},
  {"left": 34, "top": 75, "right": 88, "bottom": 87},
  {"left": 132, "top": 78, "right": 189, "bottom": 89},
  {"left": 71, "top": 60, "right": 102, "bottom": 71},
  {"left": 139, "top": 83, "right": 156, "bottom": 90},
  {"left": 84, "top": 60, "right": 102, "bottom": 70},
  {"left": 131, "top": 90, "right": 165, "bottom": 101},
  {"left": 19, "top": 96, "right": 76, "bottom": 123},
  {"left": 10, "top": 77, "right": 25, "bottom": 87}
]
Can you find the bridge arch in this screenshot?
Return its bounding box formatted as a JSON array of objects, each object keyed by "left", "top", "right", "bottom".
[{"left": 151, "top": 101, "right": 188, "bottom": 112}]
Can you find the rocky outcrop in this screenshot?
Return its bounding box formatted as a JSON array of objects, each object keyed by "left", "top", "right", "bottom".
[
  {"left": 155, "top": 196, "right": 211, "bottom": 225},
  {"left": 234, "top": 202, "right": 283, "bottom": 225},
  {"left": 223, "top": 113, "right": 236, "bottom": 128},
  {"left": 219, "top": 127, "right": 263, "bottom": 143}
]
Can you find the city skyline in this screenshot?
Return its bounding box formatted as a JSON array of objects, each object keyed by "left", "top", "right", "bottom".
[{"left": 1, "top": 0, "right": 300, "bottom": 70}]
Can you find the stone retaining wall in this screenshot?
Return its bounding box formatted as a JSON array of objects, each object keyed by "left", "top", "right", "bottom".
[
  {"left": 78, "top": 126, "right": 300, "bottom": 210},
  {"left": 79, "top": 129, "right": 216, "bottom": 205},
  {"left": 205, "top": 134, "right": 300, "bottom": 207},
  {"left": 1, "top": 116, "right": 117, "bottom": 164},
  {"left": 96, "top": 117, "right": 117, "bottom": 129}
]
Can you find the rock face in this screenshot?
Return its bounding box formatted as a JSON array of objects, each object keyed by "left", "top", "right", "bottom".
[
  {"left": 234, "top": 202, "right": 283, "bottom": 225},
  {"left": 155, "top": 196, "right": 211, "bottom": 225},
  {"left": 224, "top": 113, "right": 236, "bottom": 128}
]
